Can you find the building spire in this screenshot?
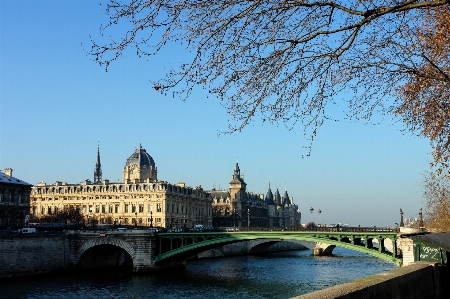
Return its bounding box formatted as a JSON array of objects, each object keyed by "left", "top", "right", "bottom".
[{"left": 94, "top": 143, "right": 102, "bottom": 183}]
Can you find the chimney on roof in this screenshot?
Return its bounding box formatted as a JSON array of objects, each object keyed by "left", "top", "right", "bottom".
[{"left": 4, "top": 168, "right": 12, "bottom": 177}]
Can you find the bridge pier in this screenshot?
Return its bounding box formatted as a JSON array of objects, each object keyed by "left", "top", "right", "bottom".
[
  {"left": 294, "top": 240, "right": 336, "bottom": 256},
  {"left": 313, "top": 242, "right": 336, "bottom": 256}
]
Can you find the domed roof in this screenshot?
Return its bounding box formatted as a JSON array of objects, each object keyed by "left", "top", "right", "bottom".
[{"left": 125, "top": 144, "right": 155, "bottom": 168}]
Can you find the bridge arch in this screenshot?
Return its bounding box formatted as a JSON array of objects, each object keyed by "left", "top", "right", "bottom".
[
  {"left": 154, "top": 232, "right": 401, "bottom": 266},
  {"left": 76, "top": 238, "right": 136, "bottom": 269}
]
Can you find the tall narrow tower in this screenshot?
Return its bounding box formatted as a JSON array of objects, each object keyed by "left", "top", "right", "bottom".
[
  {"left": 229, "top": 163, "right": 246, "bottom": 203},
  {"left": 94, "top": 144, "right": 102, "bottom": 183}
]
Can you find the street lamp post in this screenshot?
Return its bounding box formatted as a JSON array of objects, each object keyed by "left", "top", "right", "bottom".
[
  {"left": 233, "top": 207, "right": 236, "bottom": 232},
  {"left": 247, "top": 208, "right": 250, "bottom": 230},
  {"left": 419, "top": 208, "right": 424, "bottom": 228},
  {"left": 318, "top": 209, "right": 322, "bottom": 227},
  {"left": 309, "top": 207, "right": 314, "bottom": 224},
  {"left": 150, "top": 210, "right": 153, "bottom": 228},
  {"left": 135, "top": 212, "right": 137, "bottom": 227},
  {"left": 400, "top": 208, "right": 404, "bottom": 227}
]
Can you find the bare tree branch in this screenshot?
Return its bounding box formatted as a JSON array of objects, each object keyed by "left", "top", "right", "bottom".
[{"left": 87, "top": 0, "right": 450, "bottom": 165}]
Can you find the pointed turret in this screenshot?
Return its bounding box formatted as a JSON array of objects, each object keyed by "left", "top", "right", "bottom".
[
  {"left": 283, "top": 190, "right": 291, "bottom": 206},
  {"left": 265, "top": 183, "right": 275, "bottom": 205},
  {"left": 94, "top": 144, "right": 102, "bottom": 184},
  {"left": 275, "top": 188, "right": 282, "bottom": 206}
]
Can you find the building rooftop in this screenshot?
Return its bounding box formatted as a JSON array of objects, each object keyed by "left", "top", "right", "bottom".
[{"left": 0, "top": 170, "right": 32, "bottom": 186}]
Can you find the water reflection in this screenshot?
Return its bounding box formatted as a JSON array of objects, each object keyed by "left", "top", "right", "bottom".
[{"left": 1, "top": 248, "right": 396, "bottom": 299}]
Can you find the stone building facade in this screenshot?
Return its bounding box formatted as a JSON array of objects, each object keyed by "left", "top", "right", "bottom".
[
  {"left": 0, "top": 168, "right": 32, "bottom": 229},
  {"left": 30, "top": 145, "right": 212, "bottom": 228},
  {"left": 211, "top": 163, "right": 301, "bottom": 229}
]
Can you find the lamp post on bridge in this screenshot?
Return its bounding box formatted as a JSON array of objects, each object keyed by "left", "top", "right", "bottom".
[
  {"left": 309, "top": 207, "right": 314, "bottom": 224},
  {"left": 233, "top": 207, "right": 236, "bottom": 232},
  {"left": 247, "top": 208, "right": 250, "bottom": 230},
  {"left": 400, "top": 209, "right": 404, "bottom": 227},
  {"left": 419, "top": 208, "right": 424, "bottom": 228},
  {"left": 318, "top": 209, "right": 322, "bottom": 227},
  {"left": 150, "top": 210, "right": 153, "bottom": 228}
]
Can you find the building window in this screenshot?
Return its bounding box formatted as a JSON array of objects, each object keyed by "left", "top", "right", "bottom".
[
  {"left": 41, "top": 206, "right": 45, "bottom": 214},
  {"left": 109, "top": 205, "right": 113, "bottom": 213},
  {"left": 115, "top": 204, "right": 119, "bottom": 213},
  {"left": 83, "top": 205, "right": 87, "bottom": 214},
  {"left": 132, "top": 204, "right": 136, "bottom": 213},
  {"left": 157, "top": 203, "right": 162, "bottom": 212},
  {"left": 54, "top": 206, "right": 58, "bottom": 214},
  {"left": 48, "top": 206, "right": 52, "bottom": 214},
  {"left": 139, "top": 204, "right": 144, "bottom": 213},
  {"left": 95, "top": 205, "right": 100, "bottom": 213},
  {"left": 148, "top": 204, "right": 152, "bottom": 213},
  {"left": 124, "top": 204, "right": 129, "bottom": 213},
  {"left": 102, "top": 205, "right": 106, "bottom": 213}
]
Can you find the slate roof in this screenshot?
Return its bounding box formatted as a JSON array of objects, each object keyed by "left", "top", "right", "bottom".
[
  {"left": 125, "top": 144, "right": 156, "bottom": 168},
  {"left": 0, "top": 171, "right": 32, "bottom": 186},
  {"left": 283, "top": 190, "right": 291, "bottom": 205},
  {"left": 265, "top": 185, "right": 275, "bottom": 205},
  {"left": 275, "top": 188, "right": 282, "bottom": 206},
  {"left": 211, "top": 190, "right": 230, "bottom": 199}
]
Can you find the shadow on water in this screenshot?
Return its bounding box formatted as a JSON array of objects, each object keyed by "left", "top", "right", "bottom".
[{"left": 0, "top": 248, "right": 396, "bottom": 299}]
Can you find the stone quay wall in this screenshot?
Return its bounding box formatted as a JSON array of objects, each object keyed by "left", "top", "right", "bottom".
[
  {"left": 291, "top": 262, "right": 446, "bottom": 299},
  {"left": 0, "top": 233, "right": 70, "bottom": 279}
]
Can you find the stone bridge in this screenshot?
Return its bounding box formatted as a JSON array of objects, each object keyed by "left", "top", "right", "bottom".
[
  {"left": 67, "top": 230, "right": 159, "bottom": 271},
  {"left": 66, "top": 229, "right": 419, "bottom": 272}
]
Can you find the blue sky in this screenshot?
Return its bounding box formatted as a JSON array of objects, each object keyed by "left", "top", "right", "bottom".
[{"left": 0, "top": 0, "right": 431, "bottom": 226}]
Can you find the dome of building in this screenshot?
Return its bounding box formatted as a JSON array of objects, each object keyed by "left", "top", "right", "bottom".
[{"left": 125, "top": 144, "right": 155, "bottom": 168}]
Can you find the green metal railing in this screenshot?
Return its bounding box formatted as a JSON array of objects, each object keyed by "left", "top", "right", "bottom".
[{"left": 153, "top": 230, "right": 401, "bottom": 265}]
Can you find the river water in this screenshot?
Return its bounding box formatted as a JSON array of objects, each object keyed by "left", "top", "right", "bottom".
[{"left": 1, "top": 247, "right": 396, "bottom": 299}]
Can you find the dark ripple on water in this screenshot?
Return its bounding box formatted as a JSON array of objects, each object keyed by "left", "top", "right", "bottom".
[{"left": 0, "top": 248, "right": 396, "bottom": 299}]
